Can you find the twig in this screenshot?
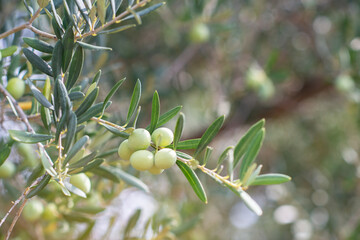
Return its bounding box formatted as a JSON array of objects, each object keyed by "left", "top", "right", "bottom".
[
  {"left": 0, "top": 8, "right": 57, "bottom": 40},
  {"left": 91, "top": 117, "right": 126, "bottom": 131},
  {"left": 79, "top": 0, "right": 152, "bottom": 39}
]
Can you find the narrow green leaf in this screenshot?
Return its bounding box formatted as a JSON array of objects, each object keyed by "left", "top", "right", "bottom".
[
  {"left": 40, "top": 148, "right": 57, "bottom": 177},
  {"left": 239, "top": 129, "right": 265, "bottom": 180},
  {"left": 251, "top": 173, "right": 291, "bottom": 186},
  {"left": 68, "top": 91, "right": 85, "bottom": 101},
  {"left": 124, "top": 209, "right": 141, "bottom": 238},
  {"left": 168, "top": 138, "right": 201, "bottom": 150},
  {"left": 194, "top": 115, "right": 225, "bottom": 158},
  {"left": 64, "top": 111, "right": 77, "bottom": 153},
  {"left": 110, "top": 167, "right": 149, "bottom": 193},
  {"left": 217, "top": 147, "right": 232, "bottom": 167},
  {"left": 173, "top": 113, "right": 184, "bottom": 150},
  {"left": 23, "top": 37, "right": 53, "bottom": 54},
  {"left": 238, "top": 189, "right": 263, "bottom": 216},
  {"left": 156, "top": 105, "right": 182, "bottom": 128},
  {"left": 8, "top": 130, "right": 52, "bottom": 143},
  {"left": 105, "top": 0, "right": 123, "bottom": 22},
  {"left": 0, "top": 46, "right": 17, "bottom": 60},
  {"left": 110, "top": 0, "right": 116, "bottom": 19},
  {"left": 63, "top": 135, "right": 89, "bottom": 167},
  {"left": 50, "top": 0, "right": 64, "bottom": 32},
  {"left": 26, "top": 174, "right": 51, "bottom": 198},
  {"left": 0, "top": 46, "right": 17, "bottom": 57},
  {"left": 23, "top": 48, "right": 53, "bottom": 76},
  {"left": 69, "top": 151, "right": 97, "bottom": 169},
  {"left": 233, "top": 119, "right": 265, "bottom": 168},
  {"left": 63, "top": 213, "right": 92, "bottom": 222},
  {"left": 75, "top": 87, "right": 99, "bottom": 117},
  {"left": 176, "top": 161, "right": 207, "bottom": 203},
  {"left": 76, "top": 41, "right": 112, "bottom": 51},
  {"left": 0, "top": 146, "right": 11, "bottom": 166},
  {"left": 97, "top": 0, "right": 106, "bottom": 24},
  {"left": 64, "top": 181, "right": 87, "bottom": 198},
  {"left": 57, "top": 77, "right": 72, "bottom": 112},
  {"left": 123, "top": 2, "right": 165, "bottom": 21},
  {"left": 52, "top": 41, "right": 63, "bottom": 78},
  {"left": 37, "top": 0, "right": 50, "bottom": 8},
  {"left": 24, "top": 0, "right": 34, "bottom": 15},
  {"left": 102, "top": 78, "right": 125, "bottom": 116},
  {"left": 92, "top": 70, "right": 101, "bottom": 84},
  {"left": 90, "top": 166, "right": 120, "bottom": 182},
  {"left": 73, "top": 206, "right": 105, "bottom": 215},
  {"left": 245, "top": 164, "right": 262, "bottom": 187},
  {"left": 62, "top": 26, "right": 75, "bottom": 72},
  {"left": 80, "top": 159, "right": 104, "bottom": 173},
  {"left": 66, "top": 46, "right": 84, "bottom": 89},
  {"left": 96, "top": 148, "right": 118, "bottom": 158},
  {"left": 27, "top": 79, "right": 54, "bottom": 110},
  {"left": 176, "top": 151, "right": 192, "bottom": 160},
  {"left": 99, "top": 24, "right": 136, "bottom": 35},
  {"left": 41, "top": 107, "right": 52, "bottom": 131},
  {"left": 77, "top": 101, "right": 111, "bottom": 124},
  {"left": 203, "top": 146, "right": 213, "bottom": 166},
  {"left": 74, "top": 0, "right": 92, "bottom": 28},
  {"left": 149, "top": 91, "right": 160, "bottom": 133},
  {"left": 101, "top": 123, "right": 129, "bottom": 138},
  {"left": 126, "top": 79, "right": 141, "bottom": 125}
]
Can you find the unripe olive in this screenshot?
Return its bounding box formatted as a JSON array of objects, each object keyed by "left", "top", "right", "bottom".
[
  {"left": 128, "top": 128, "right": 151, "bottom": 151},
  {"left": 42, "top": 203, "right": 59, "bottom": 221},
  {"left": 189, "top": 23, "right": 210, "bottom": 43},
  {"left": 151, "top": 127, "right": 174, "bottom": 147},
  {"left": 6, "top": 77, "right": 25, "bottom": 99},
  {"left": 17, "top": 143, "right": 36, "bottom": 167},
  {"left": 130, "top": 150, "right": 154, "bottom": 171},
  {"left": 155, "top": 148, "right": 177, "bottom": 169},
  {"left": 23, "top": 199, "right": 44, "bottom": 222},
  {"left": 0, "top": 161, "right": 16, "bottom": 178},
  {"left": 70, "top": 173, "right": 91, "bottom": 194},
  {"left": 148, "top": 166, "right": 164, "bottom": 175},
  {"left": 118, "top": 139, "right": 134, "bottom": 160}
]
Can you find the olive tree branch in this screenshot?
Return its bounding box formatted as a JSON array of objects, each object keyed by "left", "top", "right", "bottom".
[
  {"left": 79, "top": 0, "right": 152, "bottom": 39},
  {"left": 0, "top": 8, "right": 57, "bottom": 40}
]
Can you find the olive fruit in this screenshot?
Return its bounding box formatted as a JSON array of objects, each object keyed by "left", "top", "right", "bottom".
[
  {"left": 189, "top": 23, "right": 210, "bottom": 43},
  {"left": 151, "top": 127, "right": 174, "bottom": 147},
  {"left": 154, "top": 148, "right": 177, "bottom": 169},
  {"left": 130, "top": 150, "right": 154, "bottom": 171},
  {"left": 0, "top": 161, "right": 16, "bottom": 178},
  {"left": 118, "top": 139, "right": 134, "bottom": 160},
  {"left": 6, "top": 77, "right": 25, "bottom": 99},
  {"left": 148, "top": 166, "right": 164, "bottom": 175},
  {"left": 23, "top": 199, "right": 44, "bottom": 222},
  {"left": 128, "top": 128, "right": 151, "bottom": 151},
  {"left": 70, "top": 173, "right": 91, "bottom": 194},
  {"left": 42, "top": 203, "right": 59, "bottom": 221}
]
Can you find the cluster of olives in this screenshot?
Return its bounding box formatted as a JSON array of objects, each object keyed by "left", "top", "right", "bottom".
[{"left": 118, "top": 127, "right": 177, "bottom": 174}]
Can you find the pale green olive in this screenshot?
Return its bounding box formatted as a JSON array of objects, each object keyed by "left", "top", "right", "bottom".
[
  {"left": 118, "top": 139, "right": 134, "bottom": 160},
  {"left": 23, "top": 199, "right": 44, "bottom": 222},
  {"left": 189, "top": 23, "right": 210, "bottom": 43},
  {"left": 151, "top": 127, "right": 174, "bottom": 147},
  {"left": 42, "top": 203, "right": 59, "bottom": 221},
  {"left": 128, "top": 128, "right": 151, "bottom": 151},
  {"left": 130, "top": 150, "right": 154, "bottom": 171},
  {"left": 6, "top": 77, "right": 25, "bottom": 100},
  {"left": 148, "top": 165, "right": 164, "bottom": 175},
  {"left": 0, "top": 161, "right": 16, "bottom": 178},
  {"left": 70, "top": 173, "right": 91, "bottom": 194},
  {"left": 155, "top": 148, "right": 177, "bottom": 169}
]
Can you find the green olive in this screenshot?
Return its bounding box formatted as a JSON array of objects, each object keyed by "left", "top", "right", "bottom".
[
  {"left": 70, "top": 173, "right": 91, "bottom": 194},
  {"left": 118, "top": 139, "right": 134, "bottom": 160},
  {"left": 155, "top": 148, "right": 177, "bottom": 169},
  {"left": 17, "top": 143, "right": 37, "bottom": 167},
  {"left": 189, "top": 23, "right": 210, "bottom": 43},
  {"left": 130, "top": 150, "right": 154, "bottom": 171},
  {"left": 6, "top": 77, "right": 25, "bottom": 100},
  {"left": 128, "top": 128, "right": 151, "bottom": 151},
  {"left": 151, "top": 127, "right": 174, "bottom": 147},
  {"left": 148, "top": 165, "right": 164, "bottom": 175},
  {"left": 0, "top": 161, "right": 16, "bottom": 178},
  {"left": 42, "top": 203, "right": 59, "bottom": 221},
  {"left": 23, "top": 199, "right": 44, "bottom": 222}
]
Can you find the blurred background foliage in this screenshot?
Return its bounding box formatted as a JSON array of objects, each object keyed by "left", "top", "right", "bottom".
[{"left": 2, "top": 0, "right": 360, "bottom": 239}]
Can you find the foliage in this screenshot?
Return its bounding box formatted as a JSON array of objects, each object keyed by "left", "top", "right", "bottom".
[{"left": 0, "top": 0, "right": 291, "bottom": 239}]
